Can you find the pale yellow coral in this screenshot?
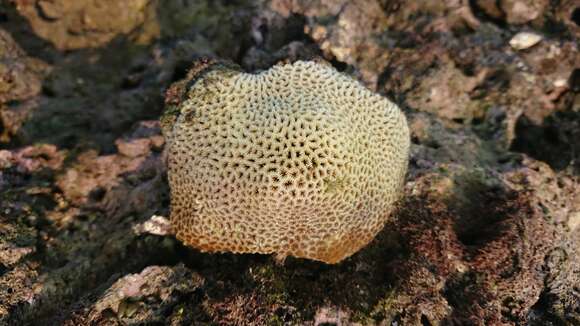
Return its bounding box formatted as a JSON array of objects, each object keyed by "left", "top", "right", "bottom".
[{"left": 162, "top": 60, "right": 409, "bottom": 264}]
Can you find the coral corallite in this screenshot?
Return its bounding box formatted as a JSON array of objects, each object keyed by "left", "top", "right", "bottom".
[{"left": 161, "top": 60, "right": 410, "bottom": 264}]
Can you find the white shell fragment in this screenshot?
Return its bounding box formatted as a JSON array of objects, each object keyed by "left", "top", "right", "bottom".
[
  {"left": 133, "top": 215, "right": 172, "bottom": 236},
  {"left": 509, "top": 32, "right": 543, "bottom": 50}
]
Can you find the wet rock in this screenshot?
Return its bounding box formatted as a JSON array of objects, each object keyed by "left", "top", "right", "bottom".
[
  {"left": 10, "top": 144, "right": 64, "bottom": 173},
  {"left": 115, "top": 138, "right": 158, "bottom": 158},
  {"left": 407, "top": 112, "right": 497, "bottom": 172},
  {"left": 242, "top": 40, "right": 322, "bottom": 71},
  {"left": 86, "top": 264, "right": 204, "bottom": 324},
  {"left": 15, "top": 0, "right": 254, "bottom": 54},
  {"left": 16, "top": 0, "right": 154, "bottom": 50},
  {"left": 511, "top": 159, "right": 580, "bottom": 324},
  {"left": 569, "top": 212, "right": 580, "bottom": 232},
  {"left": 554, "top": 1, "right": 580, "bottom": 38},
  {"left": 1, "top": 120, "right": 170, "bottom": 325},
  {"left": 385, "top": 157, "right": 575, "bottom": 324},
  {"left": 474, "top": 0, "right": 505, "bottom": 20},
  {"left": 314, "top": 306, "right": 351, "bottom": 325},
  {"left": 0, "top": 245, "right": 34, "bottom": 269},
  {"left": 0, "top": 144, "right": 62, "bottom": 322},
  {"left": 511, "top": 104, "right": 580, "bottom": 173},
  {"left": 56, "top": 121, "right": 165, "bottom": 219},
  {"left": 406, "top": 59, "right": 487, "bottom": 124},
  {"left": 57, "top": 150, "right": 147, "bottom": 206},
  {"left": 0, "top": 28, "right": 47, "bottom": 103},
  {"left": 500, "top": 0, "right": 549, "bottom": 25},
  {"left": 7, "top": 0, "right": 254, "bottom": 149},
  {"left": 0, "top": 28, "right": 49, "bottom": 142},
  {"left": 0, "top": 263, "right": 39, "bottom": 319},
  {"left": 508, "top": 41, "right": 580, "bottom": 170},
  {"left": 270, "top": 0, "right": 392, "bottom": 87},
  {"left": 240, "top": 8, "right": 322, "bottom": 71}
]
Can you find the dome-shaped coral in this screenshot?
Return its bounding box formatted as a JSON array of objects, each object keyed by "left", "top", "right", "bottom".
[{"left": 162, "top": 60, "right": 409, "bottom": 264}]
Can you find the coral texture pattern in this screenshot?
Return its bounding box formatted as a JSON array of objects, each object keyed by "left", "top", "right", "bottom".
[{"left": 163, "top": 60, "right": 410, "bottom": 263}]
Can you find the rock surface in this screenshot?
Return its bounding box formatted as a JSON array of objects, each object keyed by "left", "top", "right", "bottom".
[{"left": 0, "top": 0, "right": 578, "bottom": 325}]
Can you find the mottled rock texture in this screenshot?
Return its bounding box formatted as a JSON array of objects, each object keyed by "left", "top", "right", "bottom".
[{"left": 0, "top": 0, "right": 578, "bottom": 325}]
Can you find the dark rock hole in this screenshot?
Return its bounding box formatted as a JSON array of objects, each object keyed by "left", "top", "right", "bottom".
[
  {"left": 467, "top": 0, "right": 508, "bottom": 27},
  {"left": 172, "top": 59, "right": 197, "bottom": 83},
  {"left": 485, "top": 69, "right": 511, "bottom": 91},
  {"left": 511, "top": 112, "right": 580, "bottom": 173},
  {"left": 89, "top": 187, "right": 106, "bottom": 202},
  {"left": 35, "top": 1, "right": 58, "bottom": 22},
  {"left": 421, "top": 314, "right": 432, "bottom": 326},
  {"left": 460, "top": 63, "right": 475, "bottom": 77},
  {"left": 41, "top": 84, "right": 56, "bottom": 97},
  {"left": 450, "top": 182, "right": 510, "bottom": 250},
  {"left": 378, "top": 0, "right": 401, "bottom": 13},
  {"left": 426, "top": 139, "right": 440, "bottom": 149},
  {"left": 528, "top": 291, "right": 566, "bottom": 325},
  {"left": 456, "top": 214, "right": 507, "bottom": 247},
  {"left": 471, "top": 117, "right": 484, "bottom": 125},
  {"left": 329, "top": 57, "right": 348, "bottom": 72},
  {"left": 443, "top": 272, "right": 477, "bottom": 312},
  {"left": 120, "top": 64, "right": 146, "bottom": 90},
  {"left": 33, "top": 193, "right": 58, "bottom": 212},
  {"left": 569, "top": 68, "right": 580, "bottom": 92},
  {"left": 283, "top": 14, "right": 310, "bottom": 44},
  {"left": 5, "top": 100, "right": 21, "bottom": 107},
  {"left": 274, "top": 306, "right": 294, "bottom": 322},
  {"left": 571, "top": 7, "right": 580, "bottom": 27}
]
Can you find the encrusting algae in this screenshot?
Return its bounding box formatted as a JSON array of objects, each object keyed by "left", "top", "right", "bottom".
[{"left": 162, "top": 59, "right": 410, "bottom": 264}]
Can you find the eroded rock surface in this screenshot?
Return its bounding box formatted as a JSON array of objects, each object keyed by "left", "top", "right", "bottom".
[{"left": 0, "top": 0, "right": 578, "bottom": 325}]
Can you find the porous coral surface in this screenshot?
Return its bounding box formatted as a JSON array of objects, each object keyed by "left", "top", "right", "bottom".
[{"left": 165, "top": 61, "right": 409, "bottom": 263}]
